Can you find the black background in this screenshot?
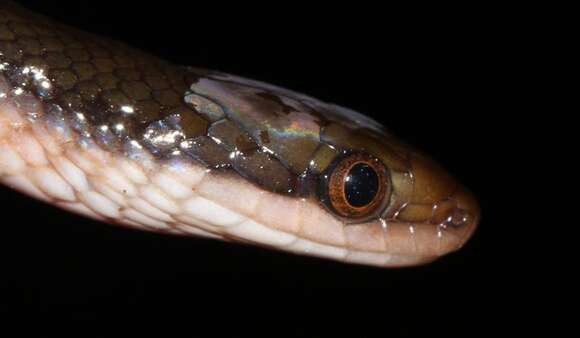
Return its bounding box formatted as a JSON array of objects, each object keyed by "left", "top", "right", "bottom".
[{"left": 0, "top": 1, "right": 516, "bottom": 337}]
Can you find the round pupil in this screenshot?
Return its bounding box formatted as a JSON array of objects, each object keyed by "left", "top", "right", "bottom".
[{"left": 344, "top": 163, "right": 379, "bottom": 208}]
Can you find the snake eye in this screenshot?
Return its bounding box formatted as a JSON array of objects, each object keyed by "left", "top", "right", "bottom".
[{"left": 324, "top": 153, "right": 390, "bottom": 220}]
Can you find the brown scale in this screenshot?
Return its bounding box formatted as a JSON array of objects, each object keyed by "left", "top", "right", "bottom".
[
  {"left": 0, "top": 3, "right": 211, "bottom": 152},
  {"left": 207, "top": 119, "right": 296, "bottom": 194}
]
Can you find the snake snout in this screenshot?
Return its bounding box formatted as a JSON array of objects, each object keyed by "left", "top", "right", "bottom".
[
  {"left": 443, "top": 187, "right": 480, "bottom": 252},
  {"left": 405, "top": 154, "right": 480, "bottom": 257},
  {"left": 426, "top": 186, "right": 480, "bottom": 258}
]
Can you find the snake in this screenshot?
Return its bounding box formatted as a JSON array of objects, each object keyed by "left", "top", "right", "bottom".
[{"left": 0, "top": 1, "right": 480, "bottom": 267}]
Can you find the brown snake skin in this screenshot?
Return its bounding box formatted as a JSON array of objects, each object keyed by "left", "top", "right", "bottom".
[{"left": 0, "top": 1, "right": 480, "bottom": 267}]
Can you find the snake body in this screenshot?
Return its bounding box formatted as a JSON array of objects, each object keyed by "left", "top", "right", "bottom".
[{"left": 0, "top": 2, "right": 479, "bottom": 267}]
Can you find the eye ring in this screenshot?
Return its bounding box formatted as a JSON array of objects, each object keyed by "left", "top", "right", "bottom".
[{"left": 323, "top": 152, "right": 391, "bottom": 221}]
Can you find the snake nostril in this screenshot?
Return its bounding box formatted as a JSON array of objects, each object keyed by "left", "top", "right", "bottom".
[{"left": 443, "top": 208, "right": 472, "bottom": 229}]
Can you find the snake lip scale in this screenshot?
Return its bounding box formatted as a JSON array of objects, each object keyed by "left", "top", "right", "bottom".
[{"left": 0, "top": 1, "right": 480, "bottom": 267}]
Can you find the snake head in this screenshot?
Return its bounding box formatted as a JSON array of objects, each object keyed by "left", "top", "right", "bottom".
[{"left": 180, "top": 72, "right": 480, "bottom": 267}]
